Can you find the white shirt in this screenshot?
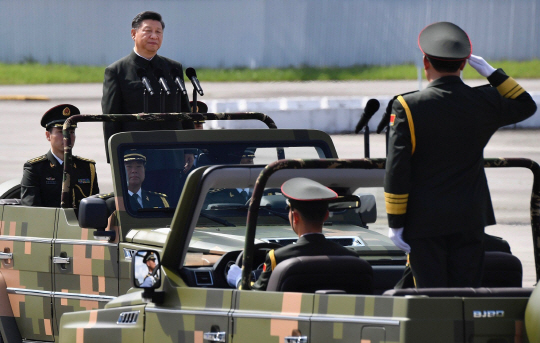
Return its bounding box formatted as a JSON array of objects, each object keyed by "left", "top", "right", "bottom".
[{"left": 51, "top": 150, "right": 63, "bottom": 165}]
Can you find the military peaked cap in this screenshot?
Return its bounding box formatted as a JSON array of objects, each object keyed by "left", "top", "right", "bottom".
[
  {"left": 41, "top": 104, "right": 80, "bottom": 129},
  {"left": 143, "top": 252, "right": 156, "bottom": 263},
  {"left": 281, "top": 178, "right": 338, "bottom": 202},
  {"left": 190, "top": 101, "right": 208, "bottom": 123},
  {"left": 418, "top": 22, "right": 472, "bottom": 61},
  {"left": 124, "top": 152, "right": 147, "bottom": 164},
  {"left": 242, "top": 149, "right": 255, "bottom": 158}
]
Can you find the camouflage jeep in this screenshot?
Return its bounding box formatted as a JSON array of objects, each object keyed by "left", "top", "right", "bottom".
[
  {"left": 0, "top": 113, "right": 403, "bottom": 342},
  {"left": 57, "top": 153, "right": 540, "bottom": 342}
]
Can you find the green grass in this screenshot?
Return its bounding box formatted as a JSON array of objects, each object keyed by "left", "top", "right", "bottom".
[{"left": 1, "top": 60, "right": 540, "bottom": 84}]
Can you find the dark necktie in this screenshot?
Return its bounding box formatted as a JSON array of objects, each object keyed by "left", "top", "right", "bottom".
[{"left": 131, "top": 193, "right": 142, "bottom": 209}]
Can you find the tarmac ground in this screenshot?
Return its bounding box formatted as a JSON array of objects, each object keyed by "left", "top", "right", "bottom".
[{"left": 0, "top": 81, "right": 539, "bottom": 286}]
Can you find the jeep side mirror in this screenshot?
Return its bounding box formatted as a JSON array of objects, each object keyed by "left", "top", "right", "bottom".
[
  {"left": 132, "top": 250, "right": 163, "bottom": 303},
  {"left": 78, "top": 197, "right": 115, "bottom": 241},
  {"left": 354, "top": 193, "right": 377, "bottom": 224}
]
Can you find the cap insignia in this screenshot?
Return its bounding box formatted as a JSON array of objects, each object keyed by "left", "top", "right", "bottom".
[{"left": 63, "top": 107, "right": 71, "bottom": 116}]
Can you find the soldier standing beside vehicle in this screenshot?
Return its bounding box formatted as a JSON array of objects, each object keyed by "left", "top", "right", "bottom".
[
  {"left": 384, "top": 22, "right": 537, "bottom": 288},
  {"left": 124, "top": 152, "right": 169, "bottom": 209},
  {"left": 21, "top": 104, "right": 100, "bottom": 208},
  {"left": 101, "top": 10, "right": 191, "bottom": 161},
  {"left": 227, "top": 177, "right": 358, "bottom": 290}
]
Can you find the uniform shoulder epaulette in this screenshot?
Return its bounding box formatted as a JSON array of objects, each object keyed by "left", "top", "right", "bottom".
[
  {"left": 97, "top": 192, "right": 114, "bottom": 199},
  {"left": 148, "top": 191, "right": 168, "bottom": 198},
  {"left": 26, "top": 155, "right": 47, "bottom": 164},
  {"left": 73, "top": 155, "right": 96, "bottom": 164}
]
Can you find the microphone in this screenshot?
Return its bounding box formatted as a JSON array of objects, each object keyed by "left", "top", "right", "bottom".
[
  {"left": 153, "top": 68, "right": 171, "bottom": 96},
  {"left": 170, "top": 68, "right": 187, "bottom": 96},
  {"left": 136, "top": 68, "right": 154, "bottom": 96},
  {"left": 355, "top": 99, "right": 380, "bottom": 134},
  {"left": 376, "top": 99, "right": 395, "bottom": 134},
  {"left": 186, "top": 67, "right": 204, "bottom": 96}
]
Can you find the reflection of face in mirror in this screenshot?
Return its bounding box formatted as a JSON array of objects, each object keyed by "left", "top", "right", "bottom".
[
  {"left": 135, "top": 251, "right": 160, "bottom": 288},
  {"left": 125, "top": 161, "right": 146, "bottom": 193}
]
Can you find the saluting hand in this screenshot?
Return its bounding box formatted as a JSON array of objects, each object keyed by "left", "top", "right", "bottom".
[{"left": 468, "top": 55, "right": 496, "bottom": 78}]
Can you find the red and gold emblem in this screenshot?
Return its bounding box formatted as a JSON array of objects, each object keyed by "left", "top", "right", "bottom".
[{"left": 62, "top": 107, "right": 71, "bottom": 116}]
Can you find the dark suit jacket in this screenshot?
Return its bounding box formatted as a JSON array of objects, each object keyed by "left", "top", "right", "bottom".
[
  {"left": 101, "top": 51, "right": 191, "bottom": 159},
  {"left": 384, "top": 69, "right": 537, "bottom": 239},
  {"left": 251, "top": 233, "right": 358, "bottom": 291},
  {"left": 21, "top": 151, "right": 100, "bottom": 208}
]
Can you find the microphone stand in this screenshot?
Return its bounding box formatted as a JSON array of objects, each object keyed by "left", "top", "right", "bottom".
[
  {"left": 364, "top": 126, "right": 370, "bottom": 158},
  {"left": 143, "top": 89, "right": 149, "bottom": 113},
  {"left": 192, "top": 89, "right": 197, "bottom": 112},
  {"left": 160, "top": 89, "right": 166, "bottom": 113}
]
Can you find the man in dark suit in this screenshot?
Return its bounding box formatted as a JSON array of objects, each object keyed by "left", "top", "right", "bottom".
[
  {"left": 21, "top": 104, "right": 100, "bottom": 208},
  {"left": 101, "top": 11, "right": 191, "bottom": 161},
  {"left": 124, "top": 152, "right": 169, "bottom": 210},
  {"left": 384, "top": 22, "right": 537, "bottom": 288},
  {"left": 227, "top": 178, "right": 358, "bottom": 290}
]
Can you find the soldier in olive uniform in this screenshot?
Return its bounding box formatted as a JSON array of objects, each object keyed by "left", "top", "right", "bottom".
[
  {"left": 124, "top": 152, "right": 169, "bottom": 210},
  {"left": 384, "top": 22, "right": 537, "bottom": 288},
  {"left": 21, "top": 104, "right": 100, "bottom": 208},
  {"left": 227, "top": 178, "right": 358, "bottom": 290}
]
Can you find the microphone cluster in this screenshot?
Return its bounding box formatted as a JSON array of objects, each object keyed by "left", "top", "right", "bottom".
[{"left": 135, "top": 66, "right": 203, "bottom": 97}]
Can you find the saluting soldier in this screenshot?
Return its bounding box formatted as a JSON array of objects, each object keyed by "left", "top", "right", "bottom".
[
  {"left": 227, "top": 178, "right": 358, "bottom": 290},
  {"left": 21, "top": 104, "right": 100, "bottom": 208},
  {"left": 124, "top": 152, "right": 169, "bottom": 209},
  {"left": 384, "top": 22, "right": 537, "bottom": 288}
]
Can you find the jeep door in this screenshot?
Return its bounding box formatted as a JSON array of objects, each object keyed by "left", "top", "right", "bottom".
[
  {"left": 52, "top": 208, "right": 118, "bottom": 336},
  {"left": 0, "top": 205, "right": 56, "bottom": 341}
]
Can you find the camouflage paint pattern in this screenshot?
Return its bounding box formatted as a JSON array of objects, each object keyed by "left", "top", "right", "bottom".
[
  {"left": 233, "top": 290, "right": 312, "bottom": 343},
  {"left": 59, "top": 304, "right": 146, "bottom": 343},
  {"left": 53, "top": 208, "right": 119, "bottom": 338},
  {"left": 0, "top": 205, "right": 56, "bottom": 341}
]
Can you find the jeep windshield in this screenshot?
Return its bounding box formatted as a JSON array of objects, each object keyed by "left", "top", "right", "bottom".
[{"left": 118, "top": 141, "right": 333, "bottom": 215}]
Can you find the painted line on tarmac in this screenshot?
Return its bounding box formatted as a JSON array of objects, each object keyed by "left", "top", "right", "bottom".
[{"left": 0, "top": 95, "right": 50, "bottom": 101}]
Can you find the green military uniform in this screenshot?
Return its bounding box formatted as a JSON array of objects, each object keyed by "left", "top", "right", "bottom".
[
  {"left": 252, "top": 234, "right": 358, "bottom": 291},
  {"left": 250, "top": 177, "right": 358, "bottom": 291},
  {"left": 128, "top": 189, "right": 169, "bottom": 209},
  {"left": 21, "top": 104, "right": 100, "bottom": 208},
  {"left": 21, "top": 151, "right": 99, "bottom": 208},
  {"left": 384, "top": 22, "right": 537, "bottom": 288}
]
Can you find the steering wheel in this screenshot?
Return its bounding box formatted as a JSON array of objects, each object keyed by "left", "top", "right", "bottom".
[{"left": 235, "top": 242, "right": 283, "bottom": 268}]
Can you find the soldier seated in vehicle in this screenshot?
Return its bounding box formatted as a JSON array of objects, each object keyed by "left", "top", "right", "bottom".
[
  {"left": 124, "top": 152, "right": 169, "bottom": 210},
  {"left": 21, "top": 104, "right": 100, "bottom": 208},
  {"left": 204, "top": 149, "right": 257, "bottom": 207},
  {"left": 227, "top": 177, "right": 358, "bottom": 290}
]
